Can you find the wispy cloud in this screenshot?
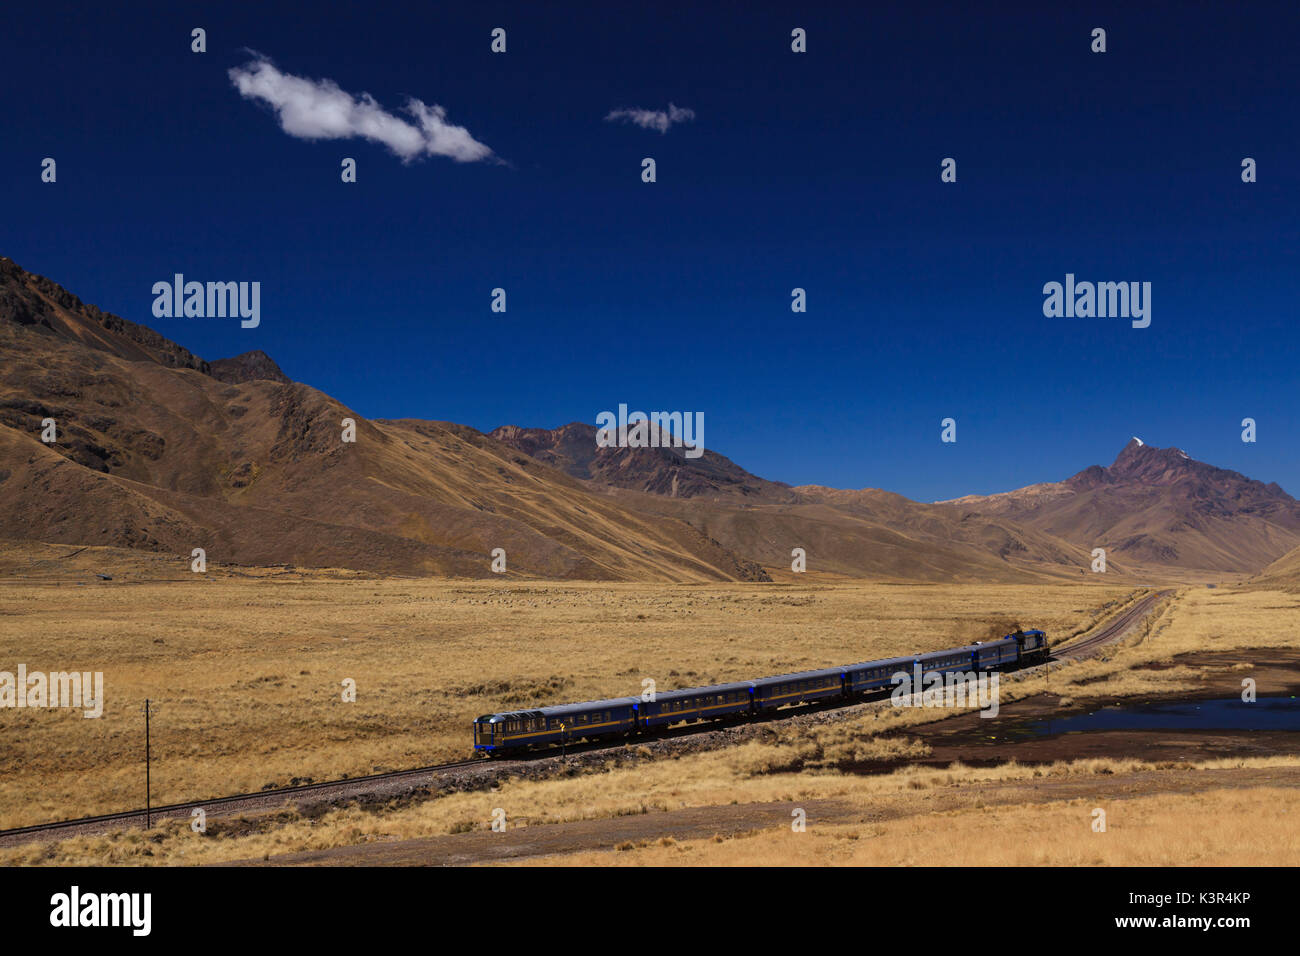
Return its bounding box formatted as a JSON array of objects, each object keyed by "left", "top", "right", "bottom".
[
  {"left": 604, "top": 103, "right": 695, "bottom": 134},
  {"left": 228, "top": 56, "right": 493, "bottom": 163}
]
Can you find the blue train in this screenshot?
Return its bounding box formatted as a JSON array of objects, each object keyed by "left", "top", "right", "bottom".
[{"left": 473, "top": 628, "right": 1048, "bottom": 755}]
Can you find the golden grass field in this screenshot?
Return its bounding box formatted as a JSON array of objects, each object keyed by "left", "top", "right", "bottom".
[
  {"left": 0, "top": 540, "right": 1138, "bottom": 830},
  {"left": 4, "top": 538, "right": 1299, "bottom": 866},
  {"left": 9, "top": 751, "right": 1300, "bottom": 866}
]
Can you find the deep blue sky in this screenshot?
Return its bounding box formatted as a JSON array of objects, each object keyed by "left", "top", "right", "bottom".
[{"left": 3, "top": 1, "right": 1297, "bottom": 501}]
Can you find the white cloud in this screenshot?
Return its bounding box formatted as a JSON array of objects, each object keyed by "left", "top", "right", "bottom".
[
  {"left": 604, "top": 103, "right": 695, "bottom": 134},
  {"left": 228, "top": 57, "right": 493, "bottom": 163}
]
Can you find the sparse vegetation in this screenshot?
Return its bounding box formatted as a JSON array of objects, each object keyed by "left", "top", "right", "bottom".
[{"left": 0, "top": 554, "right": 1131, "bottom": 829}]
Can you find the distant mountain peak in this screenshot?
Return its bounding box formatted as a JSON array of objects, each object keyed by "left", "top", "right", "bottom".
[
  {"left": 490, "top": 421, "right": 795, "bottom": 501},
  {"left": 209, "top": 350, "right": 291, "bottom": 385},
  {"left": 1108, "top": 438, "right": 1210, "bottom": 484},
  {"left": 1, "top": 256, "right": 294, "bottom": 389}
]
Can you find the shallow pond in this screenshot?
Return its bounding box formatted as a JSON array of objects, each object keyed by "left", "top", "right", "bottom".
[{"left": 1028, "top": 696, "right": 1300, "bottom": 734}]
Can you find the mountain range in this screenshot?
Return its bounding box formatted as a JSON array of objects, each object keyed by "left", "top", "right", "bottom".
[{"left": 3, "top": 255, "right": 1297, "bottom": 584}]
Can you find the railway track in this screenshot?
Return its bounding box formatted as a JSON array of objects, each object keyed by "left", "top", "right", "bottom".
[
  {"left": 0, "top": 588, "right": 1171, "bottom": 846},
  {"left": 1050, "top": 588, "right": 1170, "bottom": 660},
  {"left": 0, "top": 759, "right": 483, "bottom": 845}
]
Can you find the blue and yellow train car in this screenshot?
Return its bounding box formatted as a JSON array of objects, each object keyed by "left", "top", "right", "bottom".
[
  {"left": 473, "top": 696, "right": 638, "bottom": 754},
  {"left": 915, "top": 645, "right": 980, "bottom": 676},
  {"left": 845, "top": 655, "right": 914, "bottom": 695},
  {"left": 972, "top": 637, "right": 1018, "bottom": 669},
  {"left": 639, "top": 681, "right": 755, "bottom": 729},
  {"left": 752, "top": 667, "right": 845, "bottom": 713}
]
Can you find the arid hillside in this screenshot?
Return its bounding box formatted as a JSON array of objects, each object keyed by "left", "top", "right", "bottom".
[
  {"left": 490, "top": 421, "right": 798, "bottom": 501},
  {"left": 490, "top": 423, "right": 1096, "bottom": 581},
  {"left": 1251, "top": 543, "right": 1300, "bottom": 591},
  {"left": 0, "top": 257, "right": 766, "bottom": 581},
  {"left": 942, "top": 438, "right": 1300, "bottom": 577},
  {"left": 3, "top": 256, "right": 1295, "bottom": 583}
]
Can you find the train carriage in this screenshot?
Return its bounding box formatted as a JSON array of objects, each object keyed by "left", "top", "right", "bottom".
[
  {"left": 752, "top": 667, "right": 845, "bottom": 713},
  {"left": 845, "top": 655, "right": 914, "bottom": 695},
  {"left": 639, "top": 681, "right": 755, "bottom": 729},
  {"left": 915, "top": 646, "right": 979, "bottom": 676},
  {"left": 972, "top": 637, "right": 1019, "bottom": 669},
  {"left": 473, "top": 696, "right": 638, "bottom": 754}
]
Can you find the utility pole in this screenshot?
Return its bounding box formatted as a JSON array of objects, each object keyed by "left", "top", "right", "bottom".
[{"left": 143, "top": 699, "right": 156, "bottom": 828}]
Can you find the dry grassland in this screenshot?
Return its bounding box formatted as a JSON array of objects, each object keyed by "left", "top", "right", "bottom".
[
  {"left": 0, "top": 542, "right": 1136, "bottom": 829},
  {"left": 7, "top": 751, "right": 1298, "bottom": 866},
  {"left": 531, "top": 780, "right": 1300, "bottom": 866},
  {"left": 1048, "top": 584, "right": 1300, "bottom": 699},
  {"left": 3, "top": 578, "right": 1298, "bottom": 865}
]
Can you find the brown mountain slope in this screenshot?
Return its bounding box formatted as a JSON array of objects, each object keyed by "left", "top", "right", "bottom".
[
  {"left": 0, "top": 257, "right": 766, "bottom": 581},
  {"left": 616, "top": 486, "right": 1099, "bottom": 582},
  {"left": 495, "top": 420, "right": 1299, "bottom": 580},
  {"left": 1249, "top": 544, "right": 1300, "bottom": 591},
  {"left": 942, "top": 439, "right": 1300, "bottom": 576},
  {"left": 7, "top": 256, "right": 1292, "bottom": 584},
  {"left": 490, "top": 422, "right": 797, "bottom": 501},
  {"left": 489, "top": 423, "right": 1120, "bottom": 580}
]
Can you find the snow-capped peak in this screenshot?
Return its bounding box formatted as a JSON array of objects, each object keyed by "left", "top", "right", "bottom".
[{"left": 1132, "top": 436, "right": 1144, "bottom": 446}]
